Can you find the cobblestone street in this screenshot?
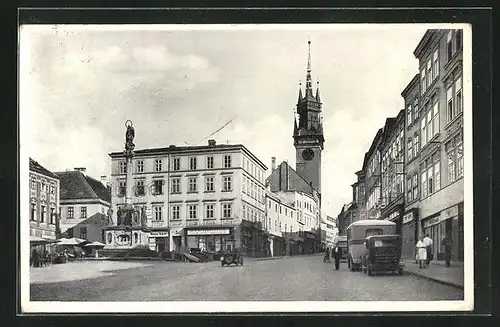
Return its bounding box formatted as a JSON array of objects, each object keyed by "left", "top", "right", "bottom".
[{"left": 30, "top": 255, "right": 463, "bottom": 301}]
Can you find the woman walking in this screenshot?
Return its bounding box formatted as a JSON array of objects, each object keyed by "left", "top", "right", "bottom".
[{"left": 416, "top": 236, "right": 427, "bottom": 269}]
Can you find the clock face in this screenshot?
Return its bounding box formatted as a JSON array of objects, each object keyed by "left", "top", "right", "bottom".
[{"left": 302, "top": 148, "right": 314, "bottom": 161}]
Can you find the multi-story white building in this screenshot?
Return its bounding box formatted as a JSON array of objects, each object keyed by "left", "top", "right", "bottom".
[
  {"left": 56, "top": 168, "right": 111, "bottom": 243},
  {"left": 29, "top": 158, "right": 60, "bottom": 241},
  {"left": 107, "top": 140, "right": 268, "bottom": 255}
]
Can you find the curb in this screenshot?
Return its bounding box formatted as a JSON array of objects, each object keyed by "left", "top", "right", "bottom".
[{"left": 403, "top": 269, "right": 464, "bottom": 290}]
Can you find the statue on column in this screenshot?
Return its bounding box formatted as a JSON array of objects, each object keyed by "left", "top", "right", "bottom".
[{"left": 125, "top": 120, "right": 135, "bottom": 154}]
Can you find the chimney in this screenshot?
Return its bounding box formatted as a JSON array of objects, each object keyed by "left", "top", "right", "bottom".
[
  {"left": 100, "top": 175, "right": 108, "bottom": 187},
  {"left": 271, "top": 157, "right": 276, "bottom": 171},
  {"left": 74, "top": 167, "right": 86, "bottom": 174},
  {"left": 208, "top": 139, "right": 216, "bottom": 147}
]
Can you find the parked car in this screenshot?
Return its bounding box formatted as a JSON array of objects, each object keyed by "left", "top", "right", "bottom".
[
  {"left": 361, "top": 234, "right": 405, "bottom": 276},
  {"left": 220, "top": 249, "right": 243, "bottom": 267}
]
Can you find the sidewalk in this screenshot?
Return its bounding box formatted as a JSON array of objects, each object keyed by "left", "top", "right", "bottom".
[
  {"left": 403, "top": 260, "right": 464, "bottom": 289},
  {"left": 249, "top": 253, "right": 323, "bottom": 261}
]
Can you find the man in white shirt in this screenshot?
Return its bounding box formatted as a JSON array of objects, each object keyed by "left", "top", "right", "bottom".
[{"left": 423, "top": 234, "right": 433, "bottom": 266}]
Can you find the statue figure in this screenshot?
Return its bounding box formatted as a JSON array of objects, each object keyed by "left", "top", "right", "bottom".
[
  {"left": 125, "top": 121, "right": 135, "bottom": 153},
  {"left": 116, "top": 208, "right": 123, "bottom": 226}
]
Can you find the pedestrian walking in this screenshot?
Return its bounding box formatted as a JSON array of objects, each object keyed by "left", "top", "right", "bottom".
[
  {"left": 416, "top": 237, "right": 427, "bottom": 269},
  {"left": 441, "top": 234, "right": 453, "bottom": 267},
  {"left": 332, "top": 244, "right": 342, "bottom": 270},
  {"left": 323, "top": 247, "right": 331, "bottom": 263},
  {"left": 31, "top": 248, "right": 40, "bottom": 268},
  {"left": 423, "top": 234, "right": 433, "bottom": 267}
]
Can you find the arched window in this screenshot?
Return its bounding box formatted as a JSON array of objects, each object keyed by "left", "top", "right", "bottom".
[{"left": 107, "top": 232, "right": 113, "bottom": 244}]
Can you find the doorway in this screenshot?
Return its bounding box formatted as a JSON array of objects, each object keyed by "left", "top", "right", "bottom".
[{"left": 173, "top": 236, "right": 182, "bottom": 252}]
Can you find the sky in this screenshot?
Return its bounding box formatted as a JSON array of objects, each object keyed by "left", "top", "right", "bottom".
[{"left": 21, "top": 24, "right": 429, "bottom": 218}]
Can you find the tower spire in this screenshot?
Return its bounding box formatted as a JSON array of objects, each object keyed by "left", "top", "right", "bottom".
[{"left": 306, "top": 37, "right": 312, "bottom": 91}]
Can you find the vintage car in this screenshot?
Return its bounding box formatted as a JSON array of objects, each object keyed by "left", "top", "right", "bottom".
[
  {"left": 220, "top": 249, "right": 244, "bottom": 267},
  {"left": 361, "top": 234, "right": 405, "bottom": 276}
]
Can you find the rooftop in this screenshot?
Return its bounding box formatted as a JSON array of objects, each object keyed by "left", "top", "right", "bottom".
[
  {"left": 109, "top": 142, "right": 268, "bottom": 170},
  {"left": 29, "top": 158, "right": 59, "bottom": 180},
  {"left": 346, "top": 219, "right": 396, "bottom": 229},
  {"left": 55, "top": 170, "right": 111, "bottom": 203}
]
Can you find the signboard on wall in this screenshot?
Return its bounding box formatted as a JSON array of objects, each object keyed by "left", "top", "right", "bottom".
[
  {"left": 187, "top": 229, "right": 230, "bottom": 236},
  {"left": 150, "top": 231, "right": 169, "bottom": 237},
  {"left": 440, "top": 205, "right": 458, "bottom": 221},
  {"left": 403, "top": 212, "right": 415, "bottom": 224},
  {"left": 423, "top": 215, "right": 440, "bottom": 229}
]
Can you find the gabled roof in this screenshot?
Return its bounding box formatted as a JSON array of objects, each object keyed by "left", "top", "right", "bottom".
[
  {"left": 265, "top": 161, "right": 318, "bottom": 198},
  {"left": 55, "top": 170, "right": 111, "bottom": 203},
  {"left": 29, "top": 158, "right": 59, "bottom": 179}
]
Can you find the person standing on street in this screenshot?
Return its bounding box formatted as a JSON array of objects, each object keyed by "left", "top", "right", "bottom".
[
  {"left": 332, "top": 244, "right": 342, "bottom": 270},
  {"left": 416, "top": 237, "right": 427, "bottom": 269},
  {"left": 323, "top": 247, "right": 331, "bottom": 263},
  {"left": 441, "top": 234, "right": 453, "bottom": 267},
  {"left": 423, "top": 234, "right": 433, "bottom": 267}
]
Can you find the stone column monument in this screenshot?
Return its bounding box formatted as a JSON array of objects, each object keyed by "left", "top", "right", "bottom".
[{"left": 103, "top": 120, "right": 149, "bottom": 252}]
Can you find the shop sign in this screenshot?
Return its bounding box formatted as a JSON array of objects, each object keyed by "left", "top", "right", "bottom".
[
  {"left": 388, "top": 211, "right": 399, "bottom": 221},
  {"left": 423, "top": 215, "right": 440, "bottom": 229},
  {"left": 403, "top": 212, "right": 414, "bottom": 224},
  {"left": 150, "top": 231, "right": 169, "bottom": 237},
  {"left": 187, "top": 229, "right": 230, "bottom": 236},
  {"left": 440, "top": 205, "right": 458, "bottom": 221}
]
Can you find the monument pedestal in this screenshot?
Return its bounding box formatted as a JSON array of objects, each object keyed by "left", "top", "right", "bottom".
[{"left": 103, "top": 206, "right": 150, "bottom": 250}]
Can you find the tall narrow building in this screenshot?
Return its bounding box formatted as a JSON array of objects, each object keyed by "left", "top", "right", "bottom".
[{"left": 293, "top": 40, "right": 325, "bottom": 196}]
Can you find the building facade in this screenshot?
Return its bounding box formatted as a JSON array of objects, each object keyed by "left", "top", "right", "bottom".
[
  {"left": 401, "top": 73, "right": 421, "bottom": 261},
  {"left": 29, "top": 158, "right": 60, "bottom": 241},
  {"left": 380, "top": 110, "right": 406, "bottom": 234},
  {"left": 412, "top": 29, "right": 464, "bottom": 262},
  {"left": 107, "top": 140, "right": 268, "bottom": 256},
  {"left": 266, "top": 160, "right": 322, "bottom": 253},
  {"left": 56, "top": 168, "right": 112, "bottom": 242},
  {"left": 363, "top": 129, "right": 384, "bottom": 220}
]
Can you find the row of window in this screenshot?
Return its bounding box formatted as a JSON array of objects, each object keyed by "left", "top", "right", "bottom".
[
  {"left": 242, "top": 156, "right": 265, "bottom": 183},
  {"left": 420, "top": 48, "right": 439, "bottom": 95},
  {"left": 30, "top": 203, "right": 56, "bottom": 224},
  {"left": 66, "top": 206, "right": 87, "bottom": 219},
  {"left": 148, "top": 202, "right": 234, "bottom": 221},
  {"left": 421, "top": 98, "right": 440, "bottom": 148},
  {"left": 119, "top": 175, "right": 235, "bottom": 196},
  {"left": 30, "top": 178, "right": 56, "bottom": 195},
  {"left": 242, "top": 175, "right": 265, "bottom": 203},
  {"left": 242, "top": 203, "right": 265, "bottom": 223},
  {"left": 120, "top": 155, "right": 234, "bottom": 174}
]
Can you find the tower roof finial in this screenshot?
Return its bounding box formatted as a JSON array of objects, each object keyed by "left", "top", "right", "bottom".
[{"left": 306, "top": 37, "right": 312, "bottom": 91}]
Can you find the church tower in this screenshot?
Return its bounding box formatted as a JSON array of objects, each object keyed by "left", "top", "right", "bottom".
[{"left": 293, "top": 39, "right": 325, "bottom": 195}]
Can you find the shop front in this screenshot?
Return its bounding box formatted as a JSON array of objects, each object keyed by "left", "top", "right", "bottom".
[
  {"left": 148, "top": 230, "right": 169, "bottom": 252},
  {"left": 401, "top": 208, "right": 419, "bottom": 261},
  {"left": 421, "top": 203, "right": 463, "bottom": 262},
  {"left": 270, "top": 234, "right": 285, "bottom": 257},
  {"left": 302, "top": 231, "right": 317, "bottom": 254},
  {"left": 381, "top": 201, "right": 404, "bottom": 235},
  {"left": 184, "top": 227, "right": 234, "bottom": 252},
  {"left": 239, "top": 220, "right": 267, "bottom": 257}
]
